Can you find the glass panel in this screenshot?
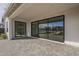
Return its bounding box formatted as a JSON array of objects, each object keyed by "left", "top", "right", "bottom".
[
  {"left": 39, "top": 23, "right": 48, "bottom": 33},
  {"left": 39, "top": 20, "right": 48, "bottom": 39},
  {"left": 15, "top": 21, "right": 26, "bottom": 37},
  {"left": 31, "top": 22, "right": 38, "bottom": 37},
  {"left": 39, "top": 33, "right": 48, "bottom": 39},
  {"left": 48, "top": 16, "right": 64, "bottom": 42}
]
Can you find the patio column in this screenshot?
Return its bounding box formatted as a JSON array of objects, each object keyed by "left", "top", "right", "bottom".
[
  {"left": 27, "top": 20, "right": 31, "bottom": 37},
  {"left": 5, "top": 17, "right": 13, "bottom": 40}
]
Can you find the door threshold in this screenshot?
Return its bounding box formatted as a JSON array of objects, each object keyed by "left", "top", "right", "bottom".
[{"left": 39, "top": 38, "right": 64, "bottom": 44}]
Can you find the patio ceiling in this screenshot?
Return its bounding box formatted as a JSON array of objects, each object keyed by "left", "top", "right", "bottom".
[{"left": 9, "top": 3, "right": 79, "bottom": 20}]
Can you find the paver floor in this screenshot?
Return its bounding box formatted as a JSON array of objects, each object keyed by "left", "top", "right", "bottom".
[{"left": 0, "top": 39, "right": 79, "bottom": 56}]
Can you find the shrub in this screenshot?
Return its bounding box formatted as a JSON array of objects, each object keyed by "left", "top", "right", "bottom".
[
  {"left": 0, "top": 34, "right": 7, "bottom": 39},
  {"left": 0, "top": 28, "right": 4, "bottom": 33}
]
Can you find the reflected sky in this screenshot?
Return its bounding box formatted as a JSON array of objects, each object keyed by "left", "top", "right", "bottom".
[
  {"left": 39, "top": 21, "right": 63, "bottom": 28},
  {"left": 49, "top": 21, "right": 63, "bottom": 27}
]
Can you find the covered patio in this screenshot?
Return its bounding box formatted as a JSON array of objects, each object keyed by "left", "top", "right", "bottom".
[{"left": 4, "top": 3, "right": 79, "bottom": 47}]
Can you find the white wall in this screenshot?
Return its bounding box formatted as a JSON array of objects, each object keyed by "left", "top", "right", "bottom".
[
  {"left": 64, "top": 6, "right": 79, "bottom": 47},
  {"left": 65, "top": 6, "right": 79, "bottom": 42}
]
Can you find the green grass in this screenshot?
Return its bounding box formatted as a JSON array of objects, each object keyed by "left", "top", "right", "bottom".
[{"left": 0, "top": 33, "right": 7, "bottom": 40}]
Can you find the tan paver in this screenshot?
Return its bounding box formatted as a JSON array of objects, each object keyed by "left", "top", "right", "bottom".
[{"left": 0, "top": 39, "right": 79, "bottom": 56}]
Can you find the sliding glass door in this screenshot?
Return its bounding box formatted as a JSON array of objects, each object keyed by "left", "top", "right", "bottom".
[
  {"left": 39, "top": 20, "right": 48, "bottom": 39},
  {"left": 48, "top": 16, "right": 64, "bottom": 42},
  {"left": 15, "top": 21, "right": 26, "bottom": 38},
  {"left": 31, "top": 15, "right": 64, "bottom": 42},
  {"left": 31, "top": 22, "right": 39, "bottom": 37}
]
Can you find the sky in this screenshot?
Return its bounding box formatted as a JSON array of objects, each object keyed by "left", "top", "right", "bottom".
[{"left": 0, "top": 3, "right": 9, "bottom": 23}]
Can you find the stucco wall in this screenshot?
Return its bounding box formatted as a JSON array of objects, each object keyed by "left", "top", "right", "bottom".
[{"left": 65, "top": 6, "right": 79, "bottom": 43}]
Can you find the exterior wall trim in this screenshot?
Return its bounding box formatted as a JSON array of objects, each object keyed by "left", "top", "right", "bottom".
[
  {"left": 65, "top": 41, "right": 79, "bottom": 47},
  {"left": 39, "top": 38, "right": 64, "bottom": 44},
  {"left": 5, "top": 3, "right": 22, "bottom": 17}
]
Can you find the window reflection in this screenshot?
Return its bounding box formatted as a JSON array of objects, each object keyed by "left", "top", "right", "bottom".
[
  {"left": 31, "top": 16, "right": 64, "bottom": 42},
  {"left": 48, "top": 21, "right": 64, "bottom": 42}
]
